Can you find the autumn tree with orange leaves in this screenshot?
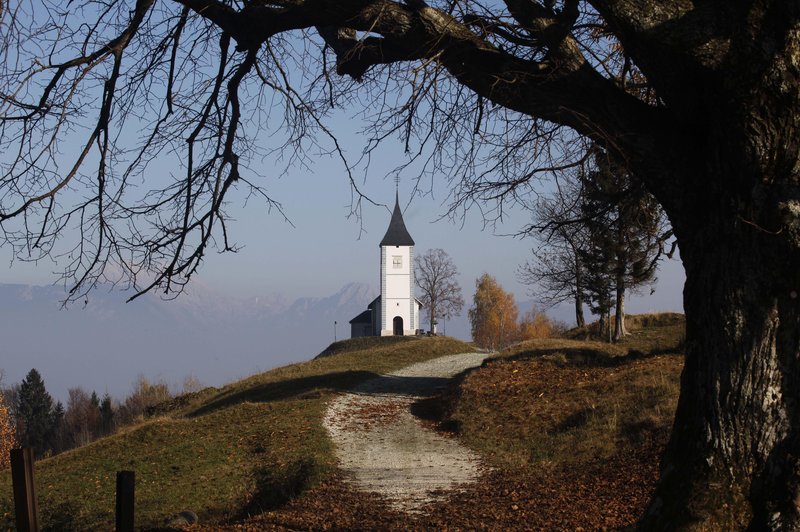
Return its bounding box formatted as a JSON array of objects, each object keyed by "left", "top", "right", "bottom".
[
  {"left": 0, "top": 389, "right": 16, "bottom": 469},
  {"left": 518, "top": 309, "right": 556, "bottom": 341},
  {"left": 469, "top": 274, "right": 519, "bottom": 351}
]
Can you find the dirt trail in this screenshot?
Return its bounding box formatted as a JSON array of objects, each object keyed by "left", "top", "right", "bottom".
[{"left": 322, "top": 352, "right": 489, "bottom": 512}]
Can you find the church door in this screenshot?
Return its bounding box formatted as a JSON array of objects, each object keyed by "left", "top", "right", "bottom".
[{"left": 393, "top": 316, "right": 404, "bottom": 336}]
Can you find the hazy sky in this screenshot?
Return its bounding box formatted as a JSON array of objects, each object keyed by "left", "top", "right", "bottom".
[
  {"left": 0, "top": 94, "right": 687, "bottom": 405},
  {"left": 0, "top": 95, "right": 686, "bottom": 321},
  {"left": 1, "top": 153, "right": 686, "bottom": 323},
  {"left": 1, "top": 7, "right": 686, "bottom": 405}
]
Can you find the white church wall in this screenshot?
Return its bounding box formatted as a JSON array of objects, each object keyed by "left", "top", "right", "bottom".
[
  {"left": 381, "top": 298, "right": 412, "bottom": 336},
  {"left": 386, "top": 275, "right": 410, "bottom": 298},
  {"left": 381, "top": 245, "right": 414, "bottom": 334},
  {"left": 382, "top": 246, "right": 410, "bottom": 273}
]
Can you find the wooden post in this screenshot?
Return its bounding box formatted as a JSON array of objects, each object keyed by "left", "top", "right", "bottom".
[
  {"left": 115, "top": 470, "right": 135, "bottom": 532},
  {"left": 10, "top": 448, "right": 39, "bottom": 532}
]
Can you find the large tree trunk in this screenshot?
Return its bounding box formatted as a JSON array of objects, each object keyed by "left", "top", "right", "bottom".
[
  {"left": 636, "top": 11, "right": 800, "bottom": 523},
  {"left": 640, "top": 217, "right": 800, "bottom": 529},
  {"left": 639, "top": 73, "right": 800, "bottom": 526}
]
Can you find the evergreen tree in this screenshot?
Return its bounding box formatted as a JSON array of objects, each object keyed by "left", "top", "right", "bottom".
[
  {"left": 579, "top": 153, "right": 666, "bottom": 341},
  {"left": 17, "top": 369, "right": 56, "bottom": 456},
  {"left": 580, "top": 220, "right": 617, "bottom": 342},
  {"left": 90, "top": 391, "right": 100, "bottom": 409},
  {"left": 49, "top": 401, "right": 66, "bottom": 454},
  {"left": 99, "top": 393, "right": 115, "bottom": 437},
  {"left": 89, "top": 391, "right": 101, "bottom": 439}
]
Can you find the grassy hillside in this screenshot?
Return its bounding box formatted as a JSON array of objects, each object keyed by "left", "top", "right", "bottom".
[
  {"left": 220, "top": 313, "right": 688, "bottom": 530},
  {"left": 0, "top": 336, "right": 473, "bottom": 530},
  {"left": 1, "top": 317, "right": 685, "bottom": 530},
  {"left": 445, "top": 316, "right": 684, "bottom": 468},
  {"left": 428, "top": 312, "right": 686, "bottom": 528}
]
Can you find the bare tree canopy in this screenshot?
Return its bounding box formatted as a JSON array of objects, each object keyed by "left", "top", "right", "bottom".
[
  {"left": 519, "top": 170, "right": 588, "bottom": 327},
  {"left": 414, "top": 248, "right": 464, "bottom": 334},
  {"left": 1, "top": 0, "right": 799, "bottom": 528},
  {"left": 520, "top": 149, "right": 670, "bottom": 338}
]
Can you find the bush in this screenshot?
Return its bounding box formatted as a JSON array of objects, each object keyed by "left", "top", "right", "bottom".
[
  {"left": 117, "top": 375, "right": 172, "bottom": 424},
  {"left": 518, "top": 309, "right": 555, "bottom": 341}
]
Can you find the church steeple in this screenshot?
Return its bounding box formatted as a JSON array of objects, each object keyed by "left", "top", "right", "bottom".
[
  {"left": 347, "top": 188, "right": 420, "bottom": 338},
  {"left": 379, "top": 192, "right": 415, "bottom": 246}
]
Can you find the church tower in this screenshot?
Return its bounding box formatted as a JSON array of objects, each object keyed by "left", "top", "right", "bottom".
[{"left": 376, "top": 192, "right": 419, "bottom": 336}]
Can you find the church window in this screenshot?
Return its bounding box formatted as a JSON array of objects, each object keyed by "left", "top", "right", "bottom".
[{"left": 392, "top": 256, "right": 402, "bottom": 269}]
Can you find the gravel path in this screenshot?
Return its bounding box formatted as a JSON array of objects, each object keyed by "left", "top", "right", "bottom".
[{"left": 323, "top": 352, "right": 489, "bottom": 512}]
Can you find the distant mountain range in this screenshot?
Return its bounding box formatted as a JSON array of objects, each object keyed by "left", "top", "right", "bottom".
[
  {"left": 0, "top": 277, "right": 571, "bottom": 403},
  {"left": 0, "top": 281, "right": 382, "bottom": 402}
]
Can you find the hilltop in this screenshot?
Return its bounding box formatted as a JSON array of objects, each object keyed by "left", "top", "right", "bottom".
[
  {"left": 0, "top": 336, "right": 472, "bottom": 529},
  {"left": 237, "top": 313, "right": 685, "bottom": 530},
  {"left": 0, "top": 314, "right": 685, "bottom": 529}
]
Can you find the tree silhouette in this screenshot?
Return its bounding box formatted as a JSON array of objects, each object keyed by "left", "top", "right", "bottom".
[
  {"left": 99, "top": 393, "right": 116, "bottom": 437},
  {"left": 578, "top": 157, "right": 665, "bottom": 341},
  {"left": 521, "top": 152, "right": 668, "bottom": 339},
  {"left": 519, "top": 176, "right": 589, "bottom": 329},
  {"left": 64, "top": 388, "right": 103, "bottom": 448},
  {"left": 414, "top": 248, "right": 464, "bottom": 334}
]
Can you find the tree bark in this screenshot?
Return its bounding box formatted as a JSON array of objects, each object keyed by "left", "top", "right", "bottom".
[
  {"left": 613, "top": 217, "right": 628, "bottom": 342},
  {"left": 597, "top": 312, "right": 606, "bottom": 340},
  {"left": 598, "top": 310, "right": 612, "bottom": 343},
  {"left": 574, "top": 254, "right": 586, "bottom": 328},
  {"left": 574, "top": 291, "right": 585, "bottom": 329},
  {"left": 613, "top": 273, "right": 626, "bottom": 342},
  {"left": 639, "top": 52, "right": 800, "bottom": 525},
  {"left": 640, "top": 215, "right": 800, "bottom": 529}
]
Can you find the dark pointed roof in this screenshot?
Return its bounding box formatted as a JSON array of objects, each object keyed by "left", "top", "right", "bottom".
[{"left": 380, "top": 192, "right": 415, "bottom": 246}]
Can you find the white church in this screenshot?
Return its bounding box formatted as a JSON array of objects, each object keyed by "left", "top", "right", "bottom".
[{"left": 349, "top": 193, "right": 422, "bottom": 337}]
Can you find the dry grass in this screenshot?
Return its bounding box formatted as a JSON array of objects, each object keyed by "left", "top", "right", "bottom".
[
  {"left": 563, "top": 312, "right": 686, "bottom": 354},
  {"left": 0, "top": 317, "right": 686, "bottom": 529},
  {"left": 0, "top": 336, "right": 472, "bottom": 530},
  {"left": 229, "top": 312, "right": 688, "bottom": 530},
  {"left": 442, "top": 313, "right": 685, "bottom": 471}
]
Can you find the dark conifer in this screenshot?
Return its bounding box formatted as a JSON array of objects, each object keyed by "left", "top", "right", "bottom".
[{"left": 17, "top": 369, "right": 57, "bottom": 456}]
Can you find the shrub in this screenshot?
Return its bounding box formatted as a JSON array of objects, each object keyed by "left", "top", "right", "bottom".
[{"left": 518, "top": 309, "right": 555, "bottom": 340}]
